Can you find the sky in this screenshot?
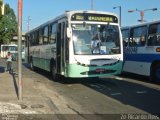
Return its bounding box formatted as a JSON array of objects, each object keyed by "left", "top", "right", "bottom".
[{"left": 3, "top": 0, "right": 160, "bottom": 32}]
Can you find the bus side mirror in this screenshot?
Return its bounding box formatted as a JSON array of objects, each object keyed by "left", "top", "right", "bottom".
[{"left": 67, "top": 27, "right": 71, "bottom": 39}]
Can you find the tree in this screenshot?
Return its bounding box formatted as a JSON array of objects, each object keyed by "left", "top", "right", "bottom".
[{"left": 0, "top": 4, "right": 17, "bottom": 44}]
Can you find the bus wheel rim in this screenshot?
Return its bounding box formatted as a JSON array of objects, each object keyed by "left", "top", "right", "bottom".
[{"left": 52, "top": 65, "right": 56, "bottom": 78}]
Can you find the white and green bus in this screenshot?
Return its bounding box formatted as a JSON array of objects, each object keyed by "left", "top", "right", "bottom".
[
  {"left": 25, "top": 10, "right": 123, "bottom": 79},
  {"left": 0, "top": 44, "right": 25, "bottom": 61},
  {"left": 0, "top": 44, "right": 18, "bottom": 61}
]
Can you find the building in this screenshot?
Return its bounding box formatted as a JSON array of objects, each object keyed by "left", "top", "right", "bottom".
[{"left": 10, "top": 32, "right": 26, "bottom": 46}]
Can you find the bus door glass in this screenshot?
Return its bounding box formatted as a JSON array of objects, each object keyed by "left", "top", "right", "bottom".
[
  {"left": 57, "top": 23, "right": 61, "bottom": 73},
  {"left": 61, "top": 22, "right": 66, "bottom": 74},
  {"left": 57, "top": 22, "right": 66, "bottom": 74},
  {"left": 27, "top": 35, "right": 30, "bottom": 62}
]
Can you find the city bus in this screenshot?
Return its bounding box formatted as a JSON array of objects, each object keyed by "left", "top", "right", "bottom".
[
  {"left": 0, "top": 44, "right": 25, "bottom": 61},
  {"left": 121, "top": 20, "right": 160, "bottom": 82},
  {"left": 25, "top": 10, "right": 123, "bottom": 80},
  {"left": 0, "top": 44, "right": 18, "bottom": 61}
]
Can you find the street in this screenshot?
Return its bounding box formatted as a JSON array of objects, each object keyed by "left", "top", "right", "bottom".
[{"left": 0, "top": 58, "right": 160, "bottom": 120}]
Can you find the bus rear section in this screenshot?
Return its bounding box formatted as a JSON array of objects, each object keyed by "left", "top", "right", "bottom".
[
  {"left": 121, "top": 20, "right": 160, "bottom": 82},
  {"left": 0, "top": 44, "right": 18, "bottom": 61}
]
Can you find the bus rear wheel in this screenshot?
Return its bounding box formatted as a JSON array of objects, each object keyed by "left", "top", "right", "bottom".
[
  {"left": 151, "top": 63, "right": 160, "bottom": 83},
  {"left": 30, "top": 59, "right": 34, "bottom": 70},
  {"left": 51, "top": 63, "right": 57, "bottom": 81}
]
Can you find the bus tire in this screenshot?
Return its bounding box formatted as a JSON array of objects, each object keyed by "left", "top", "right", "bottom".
[
  {"left": 151, "top": 63, "right": 160, "bottom": 82},
  {"left": 30, "top": 59, "right": 35, "bottom": 70},
  {"left": 50, "top": 62, "right": 57, "bottom": 81}
]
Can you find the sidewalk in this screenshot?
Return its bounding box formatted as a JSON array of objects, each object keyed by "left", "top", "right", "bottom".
[
  {"left": 0, "top": 72, "right": 18, "bottom": 101},
  {"left": 0, "top": 59, "right": 53, "bottom": 115}
]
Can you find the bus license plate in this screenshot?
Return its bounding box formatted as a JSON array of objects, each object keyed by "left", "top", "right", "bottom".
[{"left": 96, "top": 68, "right": 105, "bottom": 73}]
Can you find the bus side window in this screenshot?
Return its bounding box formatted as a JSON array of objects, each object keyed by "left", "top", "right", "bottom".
[
  {"left": 130, "top": 26, "right": 147, "bottom": 47},
  {"left": 147, "top": 23, "right": 160, "bottom": 46},
  {"left": 129, "top": 28, "right": 134, "bottom": 46},
  {"left": 157, "top": 35, "right": 160, "bottom": 45},
  {"left": 123, "top": 38, "right": 128, "bottom": 46},
  {"left": 148, "top": 35, "right": 157, "bottom": 46},
  {"left": 34, "top": 31, "right": 39, "bottom": 45},
  {"left": 49, "top": 23, "right": 57, "bottom": 44},
  {"left": 43, "top": 26, "right": 49, "bottom": 44},
  {"left": 140, "top": 36, "right": 145, "bottom": 46},
  {"left": 121, "top": 29, "right": 129, "bottom": 47},
  {"left": 39, "top": 29, "right": 43, "bottom": 45}
]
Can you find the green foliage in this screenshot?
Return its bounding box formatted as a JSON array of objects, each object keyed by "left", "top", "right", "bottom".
[{"left": 0, "top": 4, "right": 17, "bottom": 44}]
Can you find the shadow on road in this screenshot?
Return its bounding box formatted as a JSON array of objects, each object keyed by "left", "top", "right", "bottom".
[
  {"left": 11, "top": 72, "right": 19, "bottom": 98},
  {"left": 22, "top": 63, "right": 160, "bottom": 116},
  {"left": 120, "top": 72, "right": 160, "bottom": 85},
  {"left": 0, "top": 66, "right": 5, "bottom": 73},
  {"left": 83, "top": 77, "right": 160, "bottom": 116}
]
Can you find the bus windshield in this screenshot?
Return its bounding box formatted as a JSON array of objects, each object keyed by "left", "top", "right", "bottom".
[
  {"left": 72, "top": 24, "right": 120, "bottom": 55},
  {"left": 8, "top": 46, "right": 17, "bottom": 51},
  {"left": 2, "top": 46, "right": 17, "bottom": 51}
]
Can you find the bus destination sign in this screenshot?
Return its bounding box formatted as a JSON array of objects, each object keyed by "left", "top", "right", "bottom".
[{"left": 71, "top": 13, "right": 118, "bottom": 23}]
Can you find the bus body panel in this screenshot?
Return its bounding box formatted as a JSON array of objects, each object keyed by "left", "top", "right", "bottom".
[
  {"left": 121, "top": 20, "right": 160, "bottom": 81},
  {"left": 123, "top": 61, "right": 150, "bottom": 76},
  {"left": 32, "top": 57, "right": 50, "bottom": 71},
  {"left": 1, "top": 44, "right": 25, "bottom": 61},
  {"left": 29, "top": 44, "right": 56, "bottom": 71},
  {"left": 1, "top": 44, "right": 18, "bottom": 60}
]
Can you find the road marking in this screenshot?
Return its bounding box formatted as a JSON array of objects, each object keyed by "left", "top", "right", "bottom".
[
  {"left": 110, "top": 93, "right": 122, "bottom": 96},
  {"left": 89, "top": 84, "right": 101, "bottom": 88},
  {"left": 97, "top": 84, "right": 106, "bottom": 88},
  {"left": 114, "top": 76, "right": 124, "bottom": 80},
  {"left": 136, "top": 91, "right": 148, "bottom": 94},
  {"left": 96, "top": 84, "right": 112, "bottom": 91},
  {"left": 90, "top": 83, "right": 112, "bottom": 91}
]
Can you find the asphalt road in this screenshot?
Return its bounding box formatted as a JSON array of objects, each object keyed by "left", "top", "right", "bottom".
[
  {"left": 23, "top": 63, "right": 160, "bottom": 115},
  {"left": 1, "top": 59, "right": 160, "bottom": 120}
]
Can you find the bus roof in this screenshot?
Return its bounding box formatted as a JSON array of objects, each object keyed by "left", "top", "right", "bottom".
[
  {"left": 1, "top": 44, "right": 17, "bottom": 46},
  {"left": 121, "top": 20, "right": 160, "bottom": 30},
  {"left": 26, "top": 10, "right": 119, "bottom": 34}
]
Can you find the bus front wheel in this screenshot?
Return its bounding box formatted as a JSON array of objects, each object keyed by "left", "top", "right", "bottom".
[{"left": 151, "top": 63, "right": 160, "bottom": 82}]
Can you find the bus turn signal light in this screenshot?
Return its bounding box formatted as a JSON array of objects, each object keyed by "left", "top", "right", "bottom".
[{"left": 156, "top": 47, "right": 160, "bottom": 52}]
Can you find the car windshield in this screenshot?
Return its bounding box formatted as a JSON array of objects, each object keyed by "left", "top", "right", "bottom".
[{"left": 72, "top": 24, "right": 120, "bottom": 55}]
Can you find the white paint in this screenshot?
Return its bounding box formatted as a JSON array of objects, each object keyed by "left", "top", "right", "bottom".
[{"left": 123, "top": 61, "right": 151, "bottom": 76}]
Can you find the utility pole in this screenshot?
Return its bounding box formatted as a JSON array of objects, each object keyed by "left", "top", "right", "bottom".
[
  {"left": 128, "top": 8, "right": 157, "bottom": 23},
  {"left": 91, "top": 0, "right": 94, "bottom": 10},
  {"left": 27, "top": 16, "right": 31, "bottom": 32},
  {"left": 113, "top": 6, "right": 121, "bottom": 27},
  {"left": 18, "top": 0, "right": 23, "bottom": 100}
]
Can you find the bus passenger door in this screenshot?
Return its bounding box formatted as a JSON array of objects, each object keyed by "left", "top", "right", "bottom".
[
  {"left": 26, "top": 35, "right": 30, "bottom": 63},
  {"left": 57, "top": 21, "right": 66, "bottom": 75},
  {"left": 57, "top": 23, "right": 61, "bottom": 74}
]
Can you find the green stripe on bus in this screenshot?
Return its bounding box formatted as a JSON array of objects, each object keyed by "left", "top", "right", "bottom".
[
  {"left": 65, "top": 62, "right": 123, "bottom": 78},
  {"left": 32, "top": 57, "right": 50, "bottom": 71}
]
